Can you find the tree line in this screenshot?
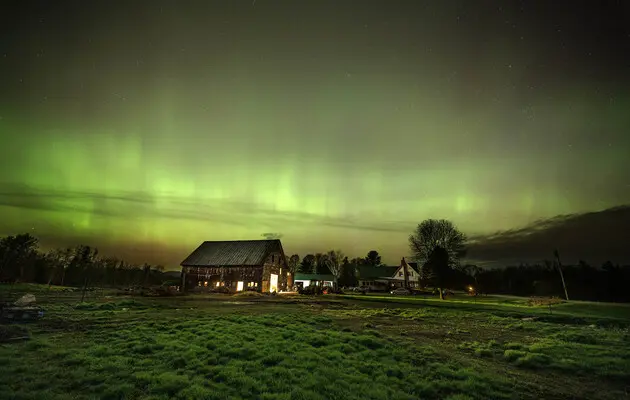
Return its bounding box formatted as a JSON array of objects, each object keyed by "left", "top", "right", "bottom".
[
  {"left": 0, "top": 233, "right": 169, "bottom": 288},
  {"left": 285, "top": 249, "right": 385, "bottom": 286},
  {"left": 469, "top": 261, "right": 630, "bottom": 302},
  {"left": 3, "top": 221, "right": 629, "bottom": 303}
]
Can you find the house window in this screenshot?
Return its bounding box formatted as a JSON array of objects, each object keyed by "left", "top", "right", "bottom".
[
  {"left": 399, "top": 272, "right": 403, "bottom": 277},
  {"left": 216, "top": 282, "right": 220, "bottom": 287},
  {"left": 280, "top": 268, "right": 283, "bottom": 275},
  {"left": 271, "top": 255, "right": 275, "bottom": 263},
  {"left": 410, "top": 272, "right": 413, "bottom": 276},
  {"left": 204, "top": 281, "right": 208, "bottom": 287}
]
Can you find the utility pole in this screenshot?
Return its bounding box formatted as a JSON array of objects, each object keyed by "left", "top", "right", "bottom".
[{"left": 554, "top": 249, "right": 569, "bottom": 301}]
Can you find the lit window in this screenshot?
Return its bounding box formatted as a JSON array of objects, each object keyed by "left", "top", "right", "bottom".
[
  {"left": 215, "top": 282, "right": 220, "bottom": 287},
  {"left": 204, "top": 281, "right": 208, "bottom": 287},
  {"left": 280, "top": 268, "right": 283, "bottom": 275}
]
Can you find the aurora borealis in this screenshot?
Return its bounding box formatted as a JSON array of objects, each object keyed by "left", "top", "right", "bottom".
[{"left": 1, "top": 1, "right": 629, "bottom": 268}]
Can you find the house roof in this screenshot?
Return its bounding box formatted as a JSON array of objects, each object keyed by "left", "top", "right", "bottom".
[
  {"left": 356, "top": 265, "right": 399, "bottom": 279},
  {"left": 181, "top": 240, "right": 283, "bottom": 267},
  {"left": 294, "top": 273, "right": 335, "bottom": 281}
]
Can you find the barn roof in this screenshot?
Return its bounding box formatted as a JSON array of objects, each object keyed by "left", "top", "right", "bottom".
[
  {"left": 356, "top": 265, "right": 399, "bottom": 279},
  {"left": 181, "top": 239, "right": 284, "bottom": 267}
]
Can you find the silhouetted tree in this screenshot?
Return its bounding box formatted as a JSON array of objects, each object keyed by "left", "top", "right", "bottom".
[
  {"left": 409, "top": 219, "right": 467, "bottom": 269},
  {"left": 350, "top": 257, "right": 366, "bottom": 266},
  {"left": 462, "top": 264, "right": 482, "bottom": 289},
  {"left": 422, "top": 246, "right": 450, "bottom": 300},
  {"left": 299, "top": 254, "right": 315, "bottom": 274},
  {"left": 365, "top": 250, "right": 382, "bottom": 266},
  {"left": 0, "top": 233, "right": 39, "bottom": 280},
  {"left": 287, "top": 254, "right": 300, "bottom": 275},
  {"left": 339, "top": 257, "right": 357, "bottom": 287},
  {"left": 314, "top": 252, "right": 331, "bottom": 275}
]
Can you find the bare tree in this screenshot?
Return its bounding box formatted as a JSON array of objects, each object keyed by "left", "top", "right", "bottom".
[{"left": 324, "top": 250, "right": 344, "bottom": 288}]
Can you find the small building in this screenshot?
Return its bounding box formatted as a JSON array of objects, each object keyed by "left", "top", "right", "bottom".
[
  {"left": 356, "top": 258, "right": 421, "bottom": 290},
  {"left": 180, "top": 239, "right": 291, "bottom": 293},
  {"left": 294, "top": 273, "right": 335, "bottom": 290}
]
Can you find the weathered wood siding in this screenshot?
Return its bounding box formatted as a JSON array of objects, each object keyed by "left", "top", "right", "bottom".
[
  {"left": 261, "top": 251, "right": 288, "bottom": 292},
  {"left": 182, "top": 266, "right": 263, "bottom": 291}
]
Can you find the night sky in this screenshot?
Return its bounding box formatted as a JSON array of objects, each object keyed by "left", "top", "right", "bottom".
[{"left": 1, "top": 1, "right": 629, "bottom": 268}]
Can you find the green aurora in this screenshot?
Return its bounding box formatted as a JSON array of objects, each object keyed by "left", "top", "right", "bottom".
[{"left": 1, "top": 2, "right": 629, "bottom": 267}]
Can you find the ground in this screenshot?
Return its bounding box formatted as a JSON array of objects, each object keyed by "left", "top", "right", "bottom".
[{"left": 1, "top": 285, "right": 629, "bottom": 400}]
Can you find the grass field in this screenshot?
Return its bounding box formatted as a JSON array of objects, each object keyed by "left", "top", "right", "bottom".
[{"left": 1, "top": 285, "right": 629, "bottom": 400}]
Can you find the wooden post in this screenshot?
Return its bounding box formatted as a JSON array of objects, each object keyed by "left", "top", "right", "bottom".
[
  {"left": 80, "top": 276, "right": 89, "bottom": 302},
  {"left": 554, "top": 249, "right": 569, "bottom": 301}
]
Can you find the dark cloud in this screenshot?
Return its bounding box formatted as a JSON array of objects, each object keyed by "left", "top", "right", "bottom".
[
  {"left": 0, "top": 182, "right": 413, "bottom": 234},
  {"left": 466, "top": 205, "right": 630, "bottom": 267}
]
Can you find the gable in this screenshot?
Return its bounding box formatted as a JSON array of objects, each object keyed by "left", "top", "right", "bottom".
[
  {"left": 181, "top": 240, "right": 284, "bottom": 267},
  {"left": 392, "top": 264, "right": 420, "bottom": 279}
]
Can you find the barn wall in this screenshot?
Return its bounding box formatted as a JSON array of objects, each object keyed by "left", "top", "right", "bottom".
[
  {"left": 261, "top": 254, "right": 288, "bottom": 292},
  {"left": 182, "top": 266, "right": 263, "bottom": 291}
]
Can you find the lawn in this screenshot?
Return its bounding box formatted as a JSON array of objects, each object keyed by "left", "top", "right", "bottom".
[{"left": 1, "top": 286, "right": 629, "bottom": 399}]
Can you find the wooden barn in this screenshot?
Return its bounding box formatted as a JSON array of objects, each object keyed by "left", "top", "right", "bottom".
[{"left": 180, "top": 239, "right": 291, "bottom": 293}]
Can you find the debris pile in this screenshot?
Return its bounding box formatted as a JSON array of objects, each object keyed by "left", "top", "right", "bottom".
[{"left": 0, "top": 293, "right": 44, "bottom": 322}]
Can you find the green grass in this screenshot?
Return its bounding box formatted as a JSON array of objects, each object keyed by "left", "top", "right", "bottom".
[
  {"left": 0, "top": 286, "right": 629, "bottom": 399},
  {"left": 340, "top": 293, "right": 630, "bottom": 324}
]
